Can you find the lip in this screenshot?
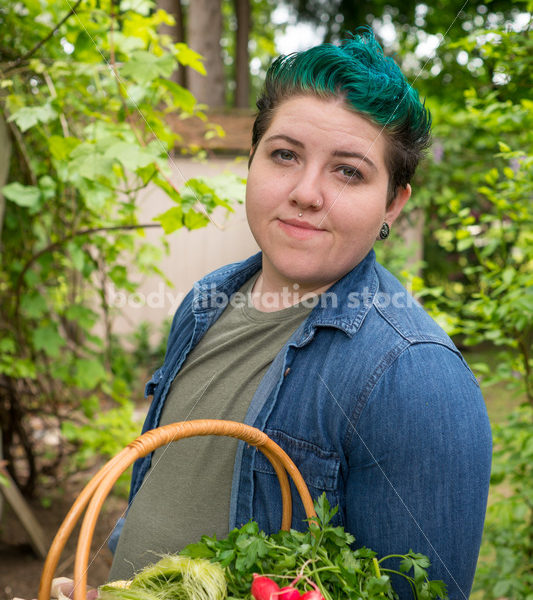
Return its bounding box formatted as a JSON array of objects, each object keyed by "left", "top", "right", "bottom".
[
  {"left": 280, "top": 218, "right": 321, "bottom": 230},
  {"left": 277, "top": 218, "right": 325, "bottom": 240}
]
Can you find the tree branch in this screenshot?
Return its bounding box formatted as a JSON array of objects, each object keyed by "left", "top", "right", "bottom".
[
  {"left": 6, "top": 0, "right": 84, "bottom": 70},
  {"left": 5, "top": 112, "right": 38, "bottom": 186},
  {"left": 14, "top": 223, "right": 162, "bottom": 324}
]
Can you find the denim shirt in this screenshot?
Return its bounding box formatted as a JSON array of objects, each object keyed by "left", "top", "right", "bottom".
[{"left": 113, "top": 250, "right": 492, "bottom": 600}]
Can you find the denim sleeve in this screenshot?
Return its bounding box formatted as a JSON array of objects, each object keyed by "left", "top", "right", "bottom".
[{"left": 345, "top": 343, "right": 492, "bottom": 600}]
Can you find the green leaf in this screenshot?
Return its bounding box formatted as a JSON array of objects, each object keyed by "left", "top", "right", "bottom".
[
  {"left": 2, "top": 182, "right": 41, "bottom": 208},
  {"left": 183, "top": 209, "right": 209, "bottom": 230},
  {"left": 119, "top": 0, "right": 153, "bottom": 15},
  {"left": 154, "top": 206, "right": 183, "bottom": 234},
  {"left": 175, "top": 43, "right": 206, "bottom": 74},
  {"left": 0, "top": 338, "right": 16, "bottom": 353},
  {"left": 181, "top": 542, "right": 215, "bottom": 559},
  {"left": 21, "top": 293, "right": 48, "bottom": 318},
  {"left": 67, "top": 145, "right": 116, "bottom": 181},
  {"left": 493, "top": 579, "right": 511, "bottom": 597},
  {"left": 160, "top": 79, "right": 196, "bottom": 112},
  {"left": 81, "top": 394, "right": 100, "bottom": 418},
  {"left": 121, "top": 51, "right": 176, "bottom": 85},
  {"left": 78, "top": 179, "right": 114, "bottom": 211},
  {"left": 110, "top": 31, "right": 145, "bottom": 53},
  {"left": 66, "top": 242, "right": 86, "bottom": 272},
  {"left": 457, "top": 237, "right": 473, "bottom": 252},
  {"left": 104, "top": 142, "right": 158, "bottom": 172},
  {"left": 33, "top": 324, "right": 64, "bottom": 357},
  {"left": 503, "top": 167, "right": 515, "bottom": 179},
  {"left": 48, "top": 136, "right": 81, "bottom": 160},
  {"left": 61, "top": 421, "right": 78, "bottom": 441},
  {"left": 314, "top": 492, "right": 337, "bottom": 526},
  {"left": 74, "top": 358, "right": 107, "bottom": 390},
  {"left": 8, "top": 102, "right": 57, "bottom": 131},
  {"left": 64, "top": 304, "right": 98, "bottom": 329},
  {"left": 39, "top": 175, "right": 56, "bottom": 200}
]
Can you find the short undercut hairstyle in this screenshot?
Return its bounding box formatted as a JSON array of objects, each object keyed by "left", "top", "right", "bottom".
[{"left": 251, "top": 27, "right": 432, "bottom": 205}]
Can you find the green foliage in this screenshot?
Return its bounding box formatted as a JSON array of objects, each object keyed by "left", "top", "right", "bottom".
[
  {"left": 222, "top": 0, "right": 280, "bottom": 107},
  {"left": 474, "top": 404, "right": 533, "bottom": 598},
  {"left": 182, "top": 494, "right": 447, "bottom": 600},
  {"left": 0, "top": 0, "right": 240, "bottom": 495},
  {"left": 155, "top": 174, "right": 245, "bottom": 234},
  {"left": 61, "top": 400, "right": 142, "bottom": 497},
  {"left": 406, "top": 18, "right": 533, "bottom": 599},
  {"left": 415, "top": 23, "right": 533, "bottom": 402}
]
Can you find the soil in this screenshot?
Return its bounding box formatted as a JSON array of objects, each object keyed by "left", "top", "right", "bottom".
[{"left": 0, "top": 481, "right": 127, "bottom": 600}]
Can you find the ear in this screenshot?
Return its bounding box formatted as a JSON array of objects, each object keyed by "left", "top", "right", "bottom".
[
  {"left": 248, "top": 145, "right": 257, "bottom": 169},
  {"left": 385, "top": 184, "right": 411, "bottom": 226}
]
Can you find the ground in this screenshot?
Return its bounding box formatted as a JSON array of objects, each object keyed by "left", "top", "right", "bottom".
[{"left": 0, "top": 481, "right": 127, "bottom": 600}]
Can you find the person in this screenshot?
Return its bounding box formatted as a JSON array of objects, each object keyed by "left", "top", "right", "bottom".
[{"left": 106, "top": 27, "right": 492, "bottom": 599}]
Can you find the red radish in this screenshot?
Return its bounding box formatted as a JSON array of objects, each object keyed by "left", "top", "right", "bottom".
[
  {"left": 277, "top": 585, "right": 301, "bottom": 600},
  {"left": 251, "top": 574, "right": 280, "bottom": 600},
  {"left": 300, "top": 591, "right": 324, "bottom": 600}
]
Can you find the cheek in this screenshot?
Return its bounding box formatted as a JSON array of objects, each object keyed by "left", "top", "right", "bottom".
[
  {"left": 246, "top": 173, "right": 276, "bottom": 217},
  {"left": 245, "top": 179, "right": 267, "bottom": 234},
  {"left": 331, "top": 198, "right": 385, "bottom": 231}
]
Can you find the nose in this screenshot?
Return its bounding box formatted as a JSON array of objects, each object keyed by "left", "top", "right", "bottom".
[{"left": 288, "top": 166, "right": 324, "bottom": 212}]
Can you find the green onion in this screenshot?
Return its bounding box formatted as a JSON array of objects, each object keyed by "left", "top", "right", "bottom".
[{"left": 99, "top": 556, "right": 227, "bottom": 600}]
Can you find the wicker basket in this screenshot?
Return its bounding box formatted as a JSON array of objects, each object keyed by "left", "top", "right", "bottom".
[{"left": 39, "top": 419, "right": 317, "bottom": 600}]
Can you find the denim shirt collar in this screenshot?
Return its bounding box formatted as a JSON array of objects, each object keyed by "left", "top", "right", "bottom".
[{"left": 191, "top": 249, "right": 378, "bottom": 342}]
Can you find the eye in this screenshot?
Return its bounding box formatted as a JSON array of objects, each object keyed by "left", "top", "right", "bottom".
[
  {"left": 337, "top": 165, "right": 364, "bottom": 182},
  {"left": 272, "top": 149, "right": 296, "bottom": 162}
]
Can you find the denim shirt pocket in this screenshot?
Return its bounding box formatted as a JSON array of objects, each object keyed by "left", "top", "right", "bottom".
[
  {"left": 252, "top": 428, "right": 343, "bottom": 532},
  {"left": 144, "top": 366, "right": 164, "bottom": 398}
]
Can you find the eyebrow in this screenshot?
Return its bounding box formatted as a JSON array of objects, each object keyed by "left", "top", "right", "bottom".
[
  {"left": 265, "top": 134, "right": 303, "bottom": 148},
  {"left": 332, "top": 150, "right": 377, "bottom": 171},
  {"left": 264, "top": 134, "right": 377, "bottom": 170}
]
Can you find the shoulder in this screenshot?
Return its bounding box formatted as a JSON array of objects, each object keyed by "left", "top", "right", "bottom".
[
  {"left": 332, "top": 263, "right": 479, "bottom": 421},
  {"left": 368, "top": 263, "right": 479, "bottom": 389},
  {"left": 370, "top": 262, "right": 457, "bottom": 349},
  {"left": 345, "top": 341, "right": 488, "bottom": 454}
]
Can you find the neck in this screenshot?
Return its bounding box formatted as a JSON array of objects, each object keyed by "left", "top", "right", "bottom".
[{"left": 250, "top": 272, "right": 335, "bottom": 313}]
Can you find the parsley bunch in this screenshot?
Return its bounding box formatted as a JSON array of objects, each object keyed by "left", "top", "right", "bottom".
[{"left": 181, "top": 495, "right": 448, "bottom": 600}]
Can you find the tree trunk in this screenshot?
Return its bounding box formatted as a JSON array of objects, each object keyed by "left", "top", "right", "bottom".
[
  {"left": 157, "top": 0, "right": 186, "bottom": 86},
  {"left": 187, "top": 0, "right": 225, "bottom": 107},
  {"left": 234, "top": 0, "right": 250, "bottom": 108}
]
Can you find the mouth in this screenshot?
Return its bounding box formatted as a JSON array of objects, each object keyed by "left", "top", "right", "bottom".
[
  {"left": 277, "top": 218, "right": 325, "bottom": 240},
  {"left": 279, "top": 218, "right": 322, "bottom": 230}
]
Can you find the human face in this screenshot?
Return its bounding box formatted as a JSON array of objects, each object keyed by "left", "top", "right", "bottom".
[{"left": 245, "top": 95, "right": 410, "bottom": 296}]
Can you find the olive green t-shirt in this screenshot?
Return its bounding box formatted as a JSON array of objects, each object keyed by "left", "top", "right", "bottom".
[{"left": 109, "top": 276, "right": 312, "bottom": 581}]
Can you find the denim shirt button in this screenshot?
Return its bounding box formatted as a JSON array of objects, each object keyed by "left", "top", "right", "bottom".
[{"left": 284, "top": 367, "right": 291, "bottom": 377}]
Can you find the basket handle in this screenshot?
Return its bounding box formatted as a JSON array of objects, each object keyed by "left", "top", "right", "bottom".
[{"left": 39, "top": 419, "right": 317, "bottom": 600}]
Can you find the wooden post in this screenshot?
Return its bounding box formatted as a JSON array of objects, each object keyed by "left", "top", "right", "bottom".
[{"left": 0, "top": 464, "right": 48, "bottom": 559}]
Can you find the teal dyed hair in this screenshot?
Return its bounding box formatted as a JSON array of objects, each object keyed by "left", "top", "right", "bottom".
[{"left": 251, "top": 27, "right": 432, "bottom": 204}]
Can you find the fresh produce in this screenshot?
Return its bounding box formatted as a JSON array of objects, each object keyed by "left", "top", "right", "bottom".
[
  {"left": 251, "top": 574, "right": 280, "bottom": 600},
  {"left": 180, "top": 495, "right": 448, "bottom": 600},
  {"left": 278, "top": 585, "right": 303, "bottom": 600},
  {"left": 99, "top": 555, "right": 227, "bottom": 600},
  {"left": 103, "top": 496, "right": 447, "bottom": 600}
]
